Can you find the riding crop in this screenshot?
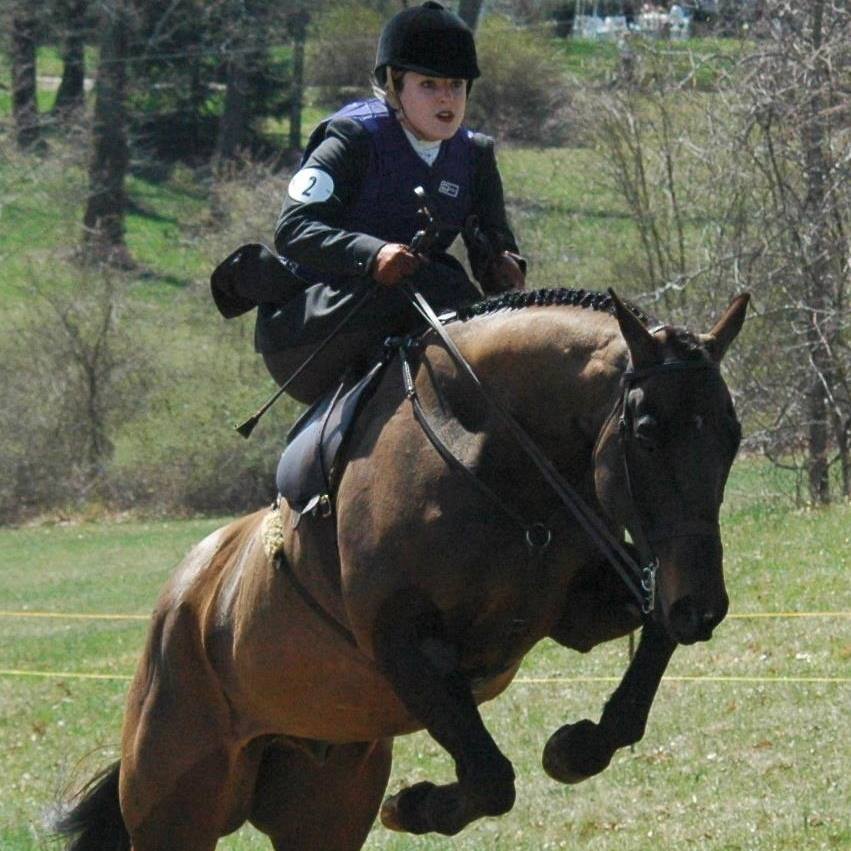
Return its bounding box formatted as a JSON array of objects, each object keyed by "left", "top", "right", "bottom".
[{"left": 234, "top": 284, "right": 377, "bottom": 438}]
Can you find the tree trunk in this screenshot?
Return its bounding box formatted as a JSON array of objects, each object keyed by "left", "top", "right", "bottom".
[
  {"left": 11, "top": 10, "right": 39, "bottom": 149},
  {"left": 288, "top": 10, "right": 309, "bottom": 154},
  {"left": 457, "top": 0, "right": 484, "bottom": 31},
  {"left": 214, "top": 1, "right": 255, "bottom": 166},
  {"left": 53, "top": 0, "right": 87, "bottom": 115},
  {"left": 800, "top": 0, "right": 834, "bottom": 504},
  {"left": 187, "top": 47, "right": 207, "bottom": 160},
  {"left": 805, "top": 349, "right": 831, "bottom": 504},
  {"left": 215, "top": 55, "right": 250, "bottom": 164},
  {"left": 83, "top": 0, "right": 131, "bottom": 266}
]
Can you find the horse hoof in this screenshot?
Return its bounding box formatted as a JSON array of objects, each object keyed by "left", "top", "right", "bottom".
[
  {"left": 380, "top": 782, "right": 436, "bottom": 835},
  {"left": 462, "top": 755, "right": 516, "bottom": 816},
  {"left": 542, "top": 719, "right": 613, "bottom": 784}
]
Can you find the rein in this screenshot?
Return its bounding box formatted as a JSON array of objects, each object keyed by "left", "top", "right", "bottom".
[
  {"left": 403, "top": 284, "right": 652, "bottom": 613},
  {"left": 401, "top": 285, "right": 718, "bottom": 616},
  {"left": 399, "top": 337, "right": 553, "bottom": 553}
]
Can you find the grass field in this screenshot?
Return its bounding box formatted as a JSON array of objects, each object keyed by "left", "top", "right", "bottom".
[
  {"left": 1, "top": 460, "right": 848, "bottom": 850},
  {"left": 1, "top": 30, "right": 848, "bottom": 848}
]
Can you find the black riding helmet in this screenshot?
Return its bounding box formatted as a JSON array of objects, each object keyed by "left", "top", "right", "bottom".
[{"left": 374, "top": 1, "right": 481, "bottom": 86}]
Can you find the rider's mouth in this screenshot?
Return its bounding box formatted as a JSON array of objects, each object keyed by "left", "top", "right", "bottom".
[{"left": 436, "top": 111, "right": 455, "bottom": 123}]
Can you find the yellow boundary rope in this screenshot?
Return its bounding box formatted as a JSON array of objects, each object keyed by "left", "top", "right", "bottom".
[
  {"left": 2, "top": 610, "right": 848, "bottom": 684},
  {"left": 0, "top": 669, "right": 847, "bottom": 684},
  {"left": 1, "top": 610, "right": 849, "bottom": 621},
  {"left": 0, "top": 669, "right": 133, "bottom": 681},
  {"left": 514, "top": 675, "right": 850, "bottom": 685},
  {"left": 0, "top": 611, "right": 150, "bottom": 621}
]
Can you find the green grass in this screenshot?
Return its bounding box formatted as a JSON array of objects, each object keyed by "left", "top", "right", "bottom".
[
  {"left": 556, "top": 37, "right": 622, "bottom": 81},
  {"left": 31, "top": 46, "right": 100, "bottom": 80},
  {"left": 0, "top": 146, "right": 212, "bottom": 303},
  {"left": 499, "top": 146, "right": 636, "bottom": 288},
  {"left": 0, "top": 460, "right": 848, "bottom": 849},
  {"left": 554, "top": 36, "right": 746, "bottom": 89}
]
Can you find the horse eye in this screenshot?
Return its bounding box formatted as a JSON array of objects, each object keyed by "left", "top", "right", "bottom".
[{"left": 634, "top": 415, "right": 659, "bottom": 448}]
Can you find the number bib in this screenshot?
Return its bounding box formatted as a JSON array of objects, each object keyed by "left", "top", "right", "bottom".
[{"left": 287, "top": 167, "right": 335, "bottom": 204}]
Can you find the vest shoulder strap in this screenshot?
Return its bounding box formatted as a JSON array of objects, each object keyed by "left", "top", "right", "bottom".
[{"left": 300, "top": 99, "right": 391, "bottom": 166}]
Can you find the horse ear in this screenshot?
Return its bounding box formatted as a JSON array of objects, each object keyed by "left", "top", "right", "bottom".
[
  {"left": 608, "top": 288, "right": 657, "bottom": 367},
  {"left": 703, "top": 293, "right": 750, "bottom": 362}
]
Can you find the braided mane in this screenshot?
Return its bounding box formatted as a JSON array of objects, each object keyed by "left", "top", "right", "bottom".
[
  {"left": 451, "top": 288, "right": 713, "bottom": 362},
  {"left": 454, "top": 288, "right": 653, "bottom": 326}
]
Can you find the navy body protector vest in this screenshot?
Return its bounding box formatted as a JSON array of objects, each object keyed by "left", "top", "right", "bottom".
[{"left": 291, "top": 98, "right": 476, "bottom": 286}]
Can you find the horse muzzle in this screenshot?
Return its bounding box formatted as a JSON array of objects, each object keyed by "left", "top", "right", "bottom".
[
  {"left": 652, "top": 530, "right": 729, "bottom": 645},
  {"left": 665, "top": 593, "right": 728, "bottom": 645}
]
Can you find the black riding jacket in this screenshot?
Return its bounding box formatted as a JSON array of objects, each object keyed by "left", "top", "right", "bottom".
[{"left": 256, "top": 104, "right": 521, "bottom": 353}]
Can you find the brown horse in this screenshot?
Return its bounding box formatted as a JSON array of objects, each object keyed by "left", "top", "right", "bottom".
[{"left": 57, "top": 288, "right": 749, "bottom": 850}]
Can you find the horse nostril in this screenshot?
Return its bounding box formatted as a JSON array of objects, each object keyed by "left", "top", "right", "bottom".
[
  {"left": 703, "top": 601, "right": 728, "bottom": 631},
  {"left": 669, "top": 597, "right": 721, "bottom": 644}
]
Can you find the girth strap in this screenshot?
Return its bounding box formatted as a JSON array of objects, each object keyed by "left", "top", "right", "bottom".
[{"left": 274, "top": 551, "right": 358, "bottom": 648}]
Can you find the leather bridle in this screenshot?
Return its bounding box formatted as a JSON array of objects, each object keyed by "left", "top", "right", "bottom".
[
  {"left": 611, "top": 360, "right": 723, "bottom": 613},
  {"left": 403, "top": 285, "right": 723, "bottom": 617}
]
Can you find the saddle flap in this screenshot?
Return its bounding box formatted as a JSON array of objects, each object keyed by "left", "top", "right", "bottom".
[{"left": 276, "top": 359, "right": 388, "bottom": 514}]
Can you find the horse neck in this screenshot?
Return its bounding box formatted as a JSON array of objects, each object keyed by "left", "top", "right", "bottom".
[{"left": 455, "top": 306, "right": 628, "bottom": 453}]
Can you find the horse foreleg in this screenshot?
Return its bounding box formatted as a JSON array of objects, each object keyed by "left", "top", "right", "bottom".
[
  {"left": 372, "top": 593, "right": 515, "bottom": 836},
  {"left": 250, "top": 738, "right": 392, "bottom": 851},
  {"left": 543, "top": 619, "right": 676, "bottom": 784}
]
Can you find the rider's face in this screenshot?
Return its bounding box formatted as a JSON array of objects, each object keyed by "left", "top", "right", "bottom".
[{"left": 397, "top": 72, "right": 467, "bottom": 142}]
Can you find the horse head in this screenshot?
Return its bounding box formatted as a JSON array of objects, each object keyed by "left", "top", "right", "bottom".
[{"left": 594, "top": 292, "right": 749, "bottom": 645}]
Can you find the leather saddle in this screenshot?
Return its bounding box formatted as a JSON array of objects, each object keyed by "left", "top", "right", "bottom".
[{"left": 276, "top": 357, "right": 389, "bottom": 517}]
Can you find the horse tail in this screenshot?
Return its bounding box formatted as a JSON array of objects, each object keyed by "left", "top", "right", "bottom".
[{"left": 53, "top": 761, "right": 130, "bottom": 851}]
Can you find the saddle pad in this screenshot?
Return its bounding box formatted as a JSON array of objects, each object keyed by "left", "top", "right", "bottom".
[{"left": 276, "top": 359, "right": 388, "bottom": 513}]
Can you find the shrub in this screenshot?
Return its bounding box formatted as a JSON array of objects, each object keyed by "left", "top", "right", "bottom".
[
  {"left": 0, "top": 269, "right": 155, "bottom": 522},
  {"left": 465, "top": 16, "right": 574, "bottom": 145},
  {"left": 306, "top": 2, "right": 383, "bottom": 108}
]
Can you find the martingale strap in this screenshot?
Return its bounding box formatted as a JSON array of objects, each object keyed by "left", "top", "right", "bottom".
[
  {"left": 401, "top": 284, "right": 652, "bottom": 612},
  {"left": 398, "top": 340, "right": 553, "bottom": 553}
]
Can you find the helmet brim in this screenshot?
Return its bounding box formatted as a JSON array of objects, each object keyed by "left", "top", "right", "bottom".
[{"left": 377, "top": 61, "right": 480, "bottom": 81}]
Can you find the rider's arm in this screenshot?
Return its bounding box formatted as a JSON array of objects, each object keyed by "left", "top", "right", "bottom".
[
  {"left": 463, "top": 136, "right": 526, "bottom": 289},
  {"left": 274, "top": 119, "right": 387, "bottom": 281}
]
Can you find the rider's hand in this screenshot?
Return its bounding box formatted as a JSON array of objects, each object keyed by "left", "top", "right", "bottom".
[
  {"left": 481, "top": 251, "right": 526, "bottom": 294},
  {"left": 371, "top": 243, "right": 421, "bottom": 287}
]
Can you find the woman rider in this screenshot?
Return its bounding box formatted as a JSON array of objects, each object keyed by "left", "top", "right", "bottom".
[{"left": 256, "top": 1, "right": 525, "bottom": 404}]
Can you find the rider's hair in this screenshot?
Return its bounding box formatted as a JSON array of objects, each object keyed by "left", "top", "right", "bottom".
[{"left": 372, "top": 67, "right": 407, "bottom": 110}]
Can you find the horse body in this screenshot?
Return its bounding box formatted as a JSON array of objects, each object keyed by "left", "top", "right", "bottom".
[
  {"left": 337, "top": 307, "right": 627, "bottom": 665},
  {"left": 57, "top": 291, "right": 748, "bottom": 850}
]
